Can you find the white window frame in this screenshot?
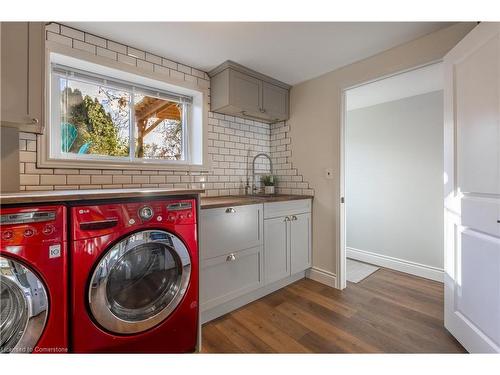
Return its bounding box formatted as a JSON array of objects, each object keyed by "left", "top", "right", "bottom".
[{"left": 38, "top": 43, "right": 210, "bottom": 171}]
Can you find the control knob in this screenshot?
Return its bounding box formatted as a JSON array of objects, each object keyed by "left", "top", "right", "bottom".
[{"left": 138, "top": 206, "right": 154, "bottom": 221}]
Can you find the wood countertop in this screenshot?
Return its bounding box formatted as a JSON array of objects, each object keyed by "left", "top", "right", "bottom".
[
  {"left": 0, "top": 189, "right": 312, "bottom": 208},
  {"left": 0, "top": 188, "right": 205, "bottom": 205},
  {"left": 200, "top": 194, "right": 313, "bottom": 209}
]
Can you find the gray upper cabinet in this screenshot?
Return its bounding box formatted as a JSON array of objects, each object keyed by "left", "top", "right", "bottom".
[
  {"left": 229, "top": 70, "right": 263, "bottom": 117},
  {"left": 262, "top": 82, "right": 289, "bottom": 121},
  {"left": 209, "top": 60, "right": 290, "bottom": 123},
  {"left": 1, "top": 22, "right": 45, "bottom": 134}
]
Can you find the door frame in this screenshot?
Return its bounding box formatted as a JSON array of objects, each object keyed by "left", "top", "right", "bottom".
[{"left": 337, "top": 60, "right": 443, "bottom": 290}]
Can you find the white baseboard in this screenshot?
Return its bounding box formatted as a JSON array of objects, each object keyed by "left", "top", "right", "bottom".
[
  {"left": 306, "top": 267, "right": 338, "bottom": 288},
  {"left": 346, "top": 247, "right": 444, "bottom": 282}
]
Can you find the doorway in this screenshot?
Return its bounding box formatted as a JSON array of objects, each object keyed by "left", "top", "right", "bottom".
[{"left": 339, "top": 62, "right": 445, "bottom": 288}]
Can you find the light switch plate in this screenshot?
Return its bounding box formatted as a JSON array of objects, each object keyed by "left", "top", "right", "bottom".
[{"left": 325, "top": 168, "right": 334, "bottom": 180}]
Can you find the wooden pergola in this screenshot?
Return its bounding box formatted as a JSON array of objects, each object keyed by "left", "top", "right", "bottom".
[{"left": 134, "top": 97, "right": 181, "bottom": 157}]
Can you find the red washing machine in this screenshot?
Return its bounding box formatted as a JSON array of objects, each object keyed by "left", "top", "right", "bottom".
[
  {"left": 70, "top": 198, "right": 199, "bottom": 353},
  {"left": 0, "top": 205, "right": 68, "bottom": 353}
]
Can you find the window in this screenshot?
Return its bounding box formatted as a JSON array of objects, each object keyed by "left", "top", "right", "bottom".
[
  {"left": 51, "top": 64, "right": 192, "bottom": 164},
  {"left": 43, "top": 51, "right": 208, "bottom": 170}
]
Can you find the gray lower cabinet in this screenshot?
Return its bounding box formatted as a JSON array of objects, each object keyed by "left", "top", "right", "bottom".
[
  {"left": 199, "top": 203, "right": 262, "bottom": 260},
  {"left": 264, "top": 211, "right": 312, "bottom": 283},
  {"left": 200, "top": 246, "right": 263, "bottom": 311},
  {"left": 199, "top": 204, "right": 264, "bottom": 313},
  {"left": 200, "top": 199, "right": 312, "bottom": 323},
  {"left": 1, "top": 22, "right": 45, "bottom": 134},
  {"left": 290, "top": 213, "right": 312, "bottom": 274},
  {"left": 264, "top": 216, "right": 289, "bottom": 284}
]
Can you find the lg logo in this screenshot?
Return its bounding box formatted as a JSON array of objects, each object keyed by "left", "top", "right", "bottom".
[{"left": 79, "top": 209, "right": 90, "bottom": 214}]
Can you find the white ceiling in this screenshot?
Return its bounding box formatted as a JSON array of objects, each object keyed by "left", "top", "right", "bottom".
[
  {"left": 346, "top": 62, "right": 443, "bottom": 111},
  {"left": 66, "top": 22, "right": 453, "bottom": 85}
]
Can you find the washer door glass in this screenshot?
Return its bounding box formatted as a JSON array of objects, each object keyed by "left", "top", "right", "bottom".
[
  {"left": 0, "top": 256, "right": 48, "bottom": 353},
  {"left": 88, "top": 230, "right": 191, "bottom": 334}
]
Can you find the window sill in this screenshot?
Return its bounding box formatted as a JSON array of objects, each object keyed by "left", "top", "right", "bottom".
[{"left": 37, "top": 150, "right": 211, "bottom": 173}]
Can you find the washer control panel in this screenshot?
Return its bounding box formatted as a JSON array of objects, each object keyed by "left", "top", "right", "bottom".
[
  {"left": 72, "top": 199, "right": 197, "bottom": 240},
  {"left": 0, "top": 205, "right": 66, "bottom": 245}
]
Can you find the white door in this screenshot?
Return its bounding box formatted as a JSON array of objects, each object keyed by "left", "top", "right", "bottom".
[{"left": 444, "top": 22, "right": 500, "bottom": 353}]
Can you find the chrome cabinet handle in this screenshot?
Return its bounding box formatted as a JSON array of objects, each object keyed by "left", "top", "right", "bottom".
[
  {"left": 225, "top": 207, "right": 236, "bottom": 214},
  {"left": 226, "top": 253, "right": 236, "bottom": 262},
  {"left": 291, "top": 215, "right": 298, "bottom": 221},
  {"left": 259, "top": 108, "right": 266, "bottom": 113},
  {"left": 31, "top": 118, "right": 39, "bottom": 124},
  {"left": 284, "top": 216, "right": 290, "bottom": 222}
]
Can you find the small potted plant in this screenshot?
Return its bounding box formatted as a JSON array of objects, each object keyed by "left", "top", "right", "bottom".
[{"left": 261, "top": 175, "right": 277, "bottom": 195}]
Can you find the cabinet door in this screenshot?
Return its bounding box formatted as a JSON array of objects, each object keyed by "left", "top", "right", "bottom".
[
  {"left": 200, "top": 246, "right": 263, "bottom": 311},
  {"left": 200, "top": 204, "right": 262, "bottom": 260},
  {"left": 229, "top": 69, "right": 262, "bottom": 115},
  {"left": 290, "top": 213, "right": 311, "bottom": 274},
  {"left": 264, "top": 216, "right": 289, "bottom": 284},
  {"left": 1, "top": 22, "right": 44, "bottom": 127},
  {"left": 262, "top": 82, "right": 289, "bottom": 122}
]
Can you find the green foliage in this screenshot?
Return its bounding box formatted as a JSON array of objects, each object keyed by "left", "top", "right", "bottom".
[
  {"left": 261, "top": 174, "right": 277, "bottom": 186},
  {"left": 62, "top": 87, "right": 128, "bottom": 156}
]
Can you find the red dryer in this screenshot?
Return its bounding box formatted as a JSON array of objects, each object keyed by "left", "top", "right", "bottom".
[
  {"left": 70, "top": 198, "right": 199, "bottom": 353},
  {"left": 0, "top": 205, "right": 68, "bottom": 353}
]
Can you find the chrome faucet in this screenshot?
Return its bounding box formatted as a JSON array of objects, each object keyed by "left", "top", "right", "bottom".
[{"left": 248, "top": 153, "right": 273, "bottom": 195}]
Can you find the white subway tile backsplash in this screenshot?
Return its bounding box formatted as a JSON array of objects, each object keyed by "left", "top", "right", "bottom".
[
  {"left": 85, "top": 33, "right": 107, "bottom": 47},
  {"left": 177, "top": 64, "right": 191, "bottom": 74},
  {"left": 137, "top": 59, "right": 154, "bottom": 72},
  {"left": 117, "top": 53, "right": 136, "bottom": 66},
  {"left": 47, "top": 32, "right": 72, "bottom": 47},
  {"left": 170, "top": 70, "right": 184, "bottom": 81},
  {"left": 154, "top": 64, "right": 170, "bottom": 77},
  {"left": 107, "top": 40, "right": 127, "bottom": 54},
  {"left": 145, "top": 53, "right": 162, "bottom": 65},
  {"left": 127, "top": 47, "right": 145, "bottom": 59},
  {"left": 162, "top": 59, "right": 177, "bottom": 70},
  {"left": 18, "top": 23, "right": 312, "bottom": 197},
  {"left": 73, "top": 40, "right": 96, "bottom": 54},
  {"left": 60, "top": 25, "right": 84, "bottom": 40},
  {"left": 45, "top": 23, "right": 60, "bottom": 34},
  {"left": 97, "top": 46, "right": 117, "bottom": 60}
]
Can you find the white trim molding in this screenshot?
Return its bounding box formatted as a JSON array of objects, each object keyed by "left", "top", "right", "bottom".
[
  {"left": 306, "top": 266, "right": 338, "bottom": 288},
  {"left": 346, "top": 247, "right": 444, "bottom": 282}
]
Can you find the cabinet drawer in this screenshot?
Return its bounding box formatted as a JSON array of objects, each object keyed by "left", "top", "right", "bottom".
[
  {"left": 264, "top": 199, "right": 311, "bottom": 219},
  {"left": 200, "top": 203, "right": 263, "bottom": 260},
  {"left": 200, "top": 246, "right": 263, "bottom": 311},
  {"left": 462, "top": 196, "right": 500, "bottom": 238}
]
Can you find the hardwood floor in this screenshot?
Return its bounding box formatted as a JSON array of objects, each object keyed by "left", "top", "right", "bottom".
[{"left": 201, "top": 268, "right": 466, "bottom": 353}]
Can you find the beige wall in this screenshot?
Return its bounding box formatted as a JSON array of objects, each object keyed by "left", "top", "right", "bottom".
[{"left": 289, "top": 22, "right": 477, "bottom": 280}]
